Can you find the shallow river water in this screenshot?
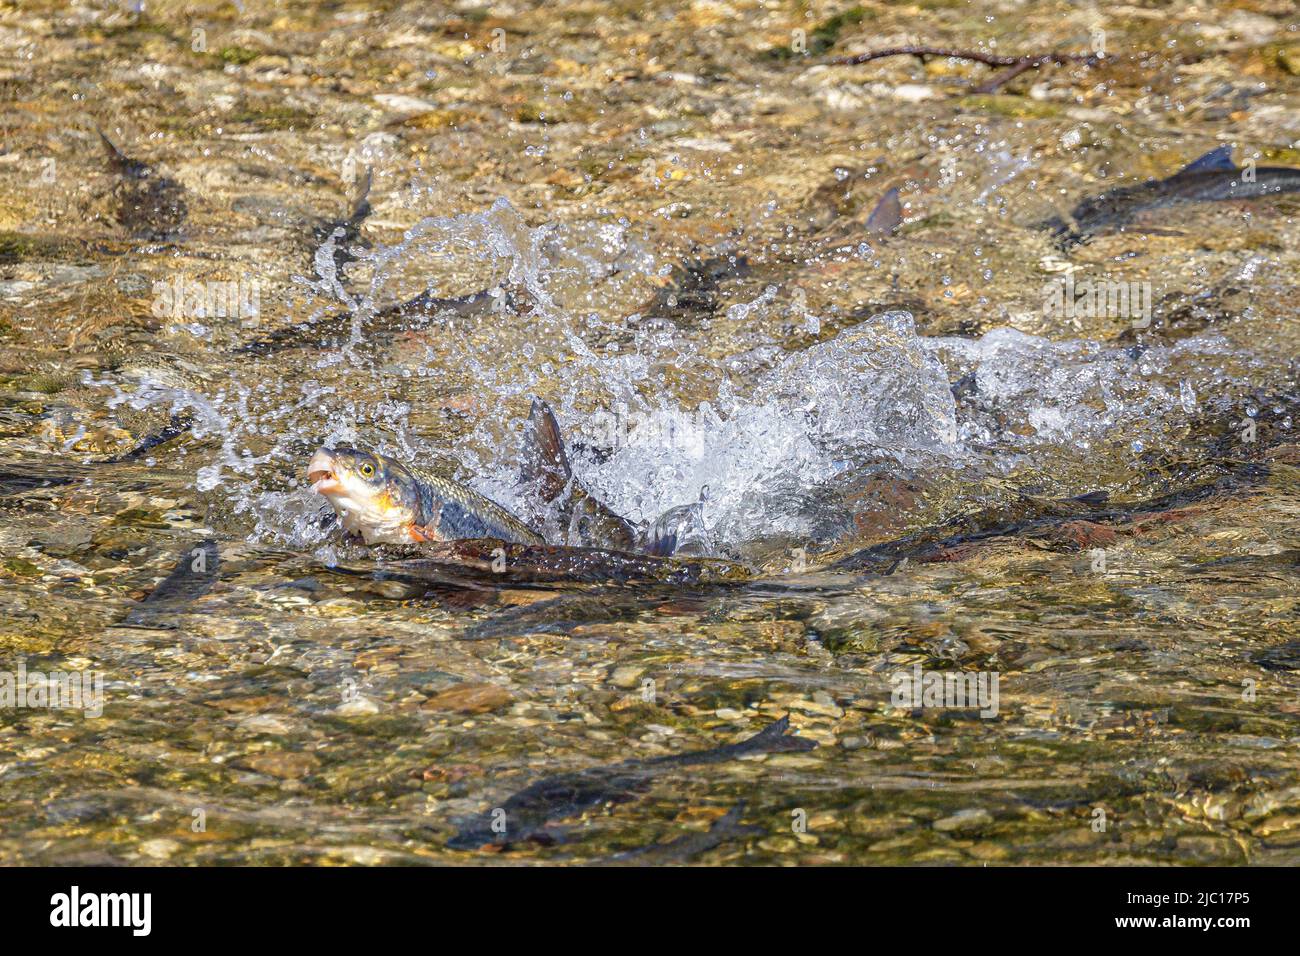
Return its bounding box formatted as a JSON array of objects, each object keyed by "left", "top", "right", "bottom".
[{"left": 1, "top": 0, "right": 1299, "bottom": 864}]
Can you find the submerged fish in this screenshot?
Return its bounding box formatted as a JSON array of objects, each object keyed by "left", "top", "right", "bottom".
[
  {"left": 1049, "top": 145, "right": 1300, "bottom": 246},
  {"left": 235, "top": 283, "right": 526, "bottom": 355},
  {"left": 98, "top": 129, "right": 188, "bottom": 240},
  {"left": 121, "top": 540, "right": 221, "bottom": 627},
  {"left": 447, "top": 715, "right": 814, "bottom": 851},
  {"left": 338, "top": 538, "right": 751, "bottom": 588},
  {"left": 603, "top": 801, "right": 763, "bottom": 865},
  {"left": 632, "top": 254, "right": 752, "bottom": 329},
  {"left": 241, "top": 248, "right": 742, "bottom": 354},
  {"left": 312, "top": 167, "right": 374, "bottom": 277},
  {"left": 863, "top": 186, "right": 904, "bottom": 236},
  {"left": 831, "top": 463, "right": 1270, "bottom": 573},
  {"left": 99, "top": 411, "right": 195, "bottom": 465}
]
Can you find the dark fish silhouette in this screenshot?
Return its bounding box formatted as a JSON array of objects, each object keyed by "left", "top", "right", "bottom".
[
  {"left": 238, "top": 245, "right": 748, "bottom": 353},
  {"left": 234, "top": 283, "right": 522, "bottom": 355},
  {"left": 831, "top": 465, "right": 1269, "bottom": 573},
  {"left": 98, "top": 130, "right": 188, "bottom": 240},
  {"left": 99, "top": 412, "right": 195, "bottom": 464},
  {"left": 333, "top": 538, "right": 751, "bottom": 588},
  {"left": 122, "top": 540, "right": 220, "bottom": 626},
  {"left": 0, "top": 460, "right": 82, "bottom": 495},
  {"left": 1049, "top": 145, "right": 1300, "bottom": 246},
  {"left": 447, "top": 715, "right": 815, "bottom": 850},
  {"left": 602, "top": 802, "right": 764, "bottom": 865},
  {"left": 632, "top": 254, "right": 752, "bottom": 328},
  {"left": 312, "top": 167, "right": 374, "bottom": 276}
]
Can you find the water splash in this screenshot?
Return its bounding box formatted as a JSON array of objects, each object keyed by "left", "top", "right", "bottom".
[{"left": 95, "top": 198, "right": 1288, "bottom": 555}]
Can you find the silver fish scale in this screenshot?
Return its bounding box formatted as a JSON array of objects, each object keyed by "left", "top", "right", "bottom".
[{"left": 405, "top": 464, "right": 543, "bottom": 544}]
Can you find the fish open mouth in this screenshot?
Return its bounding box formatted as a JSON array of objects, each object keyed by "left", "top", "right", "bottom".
[{"left": 308, "top": 449, "right": 341, "bottom": 495}]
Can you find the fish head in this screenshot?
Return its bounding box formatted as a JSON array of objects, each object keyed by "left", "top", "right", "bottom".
[{"left": 307, "top": 446, "right": 423, "bottom": 544}]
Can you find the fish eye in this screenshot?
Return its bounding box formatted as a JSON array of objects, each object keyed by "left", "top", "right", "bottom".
[{"left": 359, "top": 462, "right": 376, "bottom": 478}]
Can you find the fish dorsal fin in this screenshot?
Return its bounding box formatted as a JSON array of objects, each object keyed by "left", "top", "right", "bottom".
[
  {"left": 520, "top": 398, "right": 571, "bottom": 502},
  {"left": 98, "top": 128, "right": 127, "bottom": 167},
  {"left": 1172, "top": 145, "right": 1236, "bottom": 177},
  {"left": 97, "top": 128, "right": 147, "bottom": 178},
  {"left": 347, "top": 167, "right": 373, "bottom": 226},
  {"left": 864, "top": 187, "right": 902, "bottom": 235}
]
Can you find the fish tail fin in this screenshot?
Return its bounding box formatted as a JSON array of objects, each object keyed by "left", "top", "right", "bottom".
[
  {"left": 864, "top": 187, "right": 902, "bottom": 235},
  {"left": 737, "top": 714, "right": 817, "bottom": 755},
  {"left": 642, "top": 486, "right": 711, "bottom": 557},
  {"left": 642, "top": 528, "right": 677, "bottom": 558},
  {"left": 521, "top": 398, "right": 572, "bottom": 502}
]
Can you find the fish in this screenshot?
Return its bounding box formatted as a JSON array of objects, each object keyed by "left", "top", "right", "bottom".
[
  {"left": 235, "top": 283, "right": 525, "bottom": 355},
  {"left": 335, "top": 539, "right": 752, "bottom": 589},
  {"left": 602, "top": 802, "right": 764, "bottom": 865},
  {"left": 239, "top": 245, "right": 746, "bottom": 354},
  {"left": 830, "top": 464, "right": 1270, "bottom": 573},
  {"left": 446, "top": 715, "right": 814, "bottom": 850},
  {"left": 1049, "top": 145, "right": 1300, "bottom": 246},
  {"left": 98, "top": 129, "right": 188, "bottom": 240},
  {"left": 632, "top": 254, "right": 752, "bottom": 328},
  {"left": 307, "top": 445, "right": 543, "bottom": 546},
  {"left": 99, "top": 412, "right": 195, "bottom": 464},
  {"left": 121, "top": 540, "right": 221, "bottom": 627},
  {"left": 309, "top": 398, "right": 709, "bottom": 555}
]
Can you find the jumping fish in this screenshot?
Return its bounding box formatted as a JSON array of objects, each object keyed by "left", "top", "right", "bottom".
[{"left": 309, "top": 398, "right": 707, "bottom": 555}]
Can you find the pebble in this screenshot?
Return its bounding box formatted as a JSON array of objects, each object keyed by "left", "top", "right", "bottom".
[
  {"left": 137, "top": 838, "right": 181, "bottom": 860},
  {"left": 335, "top": 697, "right": 382, "bottom": 716},
  {"left": 422, "top": 682, "right": 514, "bottom": 714},
  {"left": 787, "top": 695, "right": 844, "bottom": 719},
  {"left": 933, "top": 808, "right": 994, "bottom": 833},
  {"left": 236, "top": 714, "right": 296, "bottom": 735},
  {"left": 609, "top": 665, "right": 646, "bottom": 689},
  {"left": 243, "top": 751, "right": 320, "bottom": 780}
]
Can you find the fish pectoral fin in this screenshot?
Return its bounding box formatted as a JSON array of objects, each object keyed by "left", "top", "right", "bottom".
[
  {"left": 1172, "top": 144, "right": 1236, "bottom": 177},
  {"left": 407, "top": 522, "right": 439, "bottom": 543}
]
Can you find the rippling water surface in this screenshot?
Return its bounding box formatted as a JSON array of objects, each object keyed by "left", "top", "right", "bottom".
[{"left": 2, "top": 0, "right": 1299, "bottom": 865}]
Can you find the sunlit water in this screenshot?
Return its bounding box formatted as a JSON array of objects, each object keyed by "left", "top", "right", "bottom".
[{"left": 2, "top": 0, "right": 1299, "bottom": 865}]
